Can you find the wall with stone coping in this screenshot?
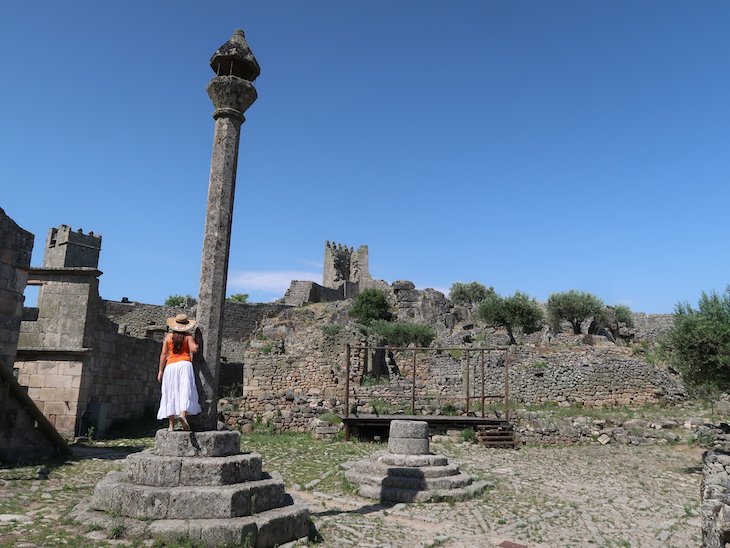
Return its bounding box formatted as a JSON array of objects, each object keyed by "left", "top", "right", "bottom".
[{"left": 701, "top": 450, "right": 730, "bottom": 547}]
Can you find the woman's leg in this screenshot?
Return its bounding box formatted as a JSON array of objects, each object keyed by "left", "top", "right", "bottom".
[
  {"left": 168, "top": 415, "right": 175, "bottom": 431},
  {"left": 179, "top": 411, "right": 190, "bottom": 431}
]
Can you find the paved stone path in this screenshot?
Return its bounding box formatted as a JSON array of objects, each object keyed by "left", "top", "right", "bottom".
[
  {"left": 296, "top": 441, "right": 704, "bottom": 547},
  {"left": 0, "top": 439, "right": 704, "bottom": 547}
]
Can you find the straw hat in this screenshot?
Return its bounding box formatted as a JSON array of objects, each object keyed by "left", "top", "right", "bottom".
[{"left": 166, "top": 313, "right": 196, "bottom": 333}]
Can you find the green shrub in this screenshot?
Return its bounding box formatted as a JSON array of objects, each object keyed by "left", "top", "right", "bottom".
[
  {"left": 321, "top": 324, "right": 343, "bottom": 337},
  {"left": 661, "top": 287, "right": 730, "bottom": 399},
  {"left": 227, "top": 293, "right": 249, "bottom": 303},
  {"left": 165, "top": 294, "right": 196, "bottom": 307},
  {"left": 318, "top": 412, "right": 343, "bottom": 425},
  {"left": 261, "top": 342, "right": 274, "bottom": 354},
  {"left": 460, "top": 427, "right": 476, "bottom": 443},
  {"left": 441, "top": 403, "right": 458, "bottom": 415},
  {"left": 369, "top": 320, "right": 436, "bottom": 347},
  {"left": 349, "top": 289, "right": 391, "bottom": 325}
]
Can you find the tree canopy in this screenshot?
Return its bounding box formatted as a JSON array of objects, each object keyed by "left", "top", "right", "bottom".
[
  {"left": 370, "top": 320, "right": 436, "bottom": 348},
  {"left": 227, "top": 293, "right": 249, "bottom": 303},
  {"left": 349, "top": 288, "right": 392, "bottom": 326},
  {"left": 478, "top": 291, "right": 543, "bottom": 345},
  {"left": 164, "top": 294, "right": 196, "bottom": 307},
  {"left": 449, "top": 281, "right": 493, "bottom": 306},
  {"left": 661, "top": 288, "right": 730, "bottom": 398},
  {"left": 546, "top": 290, "right": 604, "bottom": 334}
]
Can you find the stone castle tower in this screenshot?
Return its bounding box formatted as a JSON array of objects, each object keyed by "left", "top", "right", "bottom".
[
  {"left": 43, "top": 225, "right": 102, "bottom": 268},
  {"left": 322, "top": 241, "right": 371, "bottom": 289}
]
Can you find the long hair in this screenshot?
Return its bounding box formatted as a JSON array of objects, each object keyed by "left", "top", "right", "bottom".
[{"left": 172, "top": 332, "right": 185, "bottom": 353}]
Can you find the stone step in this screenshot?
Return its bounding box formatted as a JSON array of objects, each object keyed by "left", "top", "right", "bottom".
[
  {"left": 356, "top": 478, "right": 491, "bottom": 503},
  {"left": 345, "top": 469, "right": 474, "bottom": 491},
  {"left": 147, "top": 495, "right": 310, "bottom": 548},
  {"left": 91, "top": 471, "right": 285, "bottom": 520},
  {"left": 349, "top": 461, "right": 461, "bottom": 479},
  {"left": 124, "top": 450, "right": 263, "bottom": 486},
  {"left": 74, "top": 494, "right": 310, "bottom": 547},
  {"left": 375, "top": 452, "right": 448, "bottom": 467},
  {"left": 154, "top": 429, "right": 241, "bottom": 457}
]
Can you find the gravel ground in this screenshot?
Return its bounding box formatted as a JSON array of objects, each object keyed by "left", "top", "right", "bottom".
[{"left": 0, "top": 436, "right": 704, "bottom": 547}]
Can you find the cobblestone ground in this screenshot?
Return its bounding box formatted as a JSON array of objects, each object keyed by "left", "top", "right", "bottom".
[
  {"left": 0, "top": 435, "right": 704, "bottom": 547},
  {"left": 296, "top": 442, "right": 704, "bottom": 548}
]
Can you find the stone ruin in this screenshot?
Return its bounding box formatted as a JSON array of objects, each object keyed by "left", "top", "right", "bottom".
[
  {"left": 344, "top": 420, "right": 489, "bottom": 502},
  {"left": 75, "top": 429, "right": 309, "bottom": 545},
  {"left": 284, "top": 240, "right": 388, "bottom": 306}
]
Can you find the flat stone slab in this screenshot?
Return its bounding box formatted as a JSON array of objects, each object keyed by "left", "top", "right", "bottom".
[
  {"left": 376, "top": 452, "right": 448, "bottom": 467},
  {"left": 154, "top": 429, "right": 241, "bottom": 457},
  {"left": 389, "top": 420, "right": 429, "bottom": 439},
  {"left": 125, "top": 450, "right": 262, "bottom": 486},
  {"left": 387, "top": 437, "right": 429, "bottom": 455},
  {"left": 348, "top": 461, "right": 461, "bottom": 479},
  {"left": 91, "top": 471, "right": 285, "bottom": 519},
  {"left": 356, "top": 479, "right": 491, "bottom": 503},
  {"left": 344, "top": 469, "right": 474, "bottom": 491}
]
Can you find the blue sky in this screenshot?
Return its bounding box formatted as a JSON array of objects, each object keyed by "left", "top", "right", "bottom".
[{"left": 2, "top": 1, "right": 729, "bottom": 313}]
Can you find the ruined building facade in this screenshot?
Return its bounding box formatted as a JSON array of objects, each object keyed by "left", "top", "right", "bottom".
[
  {"left": 14, "top": 225, "right": 160, "bottom": 438},
  {"left": 0, "top": 209, "right": 67, "bottom": 460}
]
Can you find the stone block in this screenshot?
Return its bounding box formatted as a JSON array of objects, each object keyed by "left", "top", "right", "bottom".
[
  {"left": 389, "top": 420, "right": 429, "bottom": 439},
  {"left": 179, "top": 453, "right": 262, "bottom": 485},
  {"left": 154, "top": 430, "right": 240, "bottom": 457},
  {"left": 388, "top": 437, "right": 430, "bottom": 455},
  {"left": 125, "top": 451, "right": 263, "bottom": 486},
  {"left": 92, "top": 472, "right": 285, "bottom": 519},
  {"left": 44, "top": 401, "right": 71, "bottom": 416}
]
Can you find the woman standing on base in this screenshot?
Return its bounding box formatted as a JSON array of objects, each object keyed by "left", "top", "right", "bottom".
[{"left": 157, "top": 313, "right": 201, "bottom": 431}]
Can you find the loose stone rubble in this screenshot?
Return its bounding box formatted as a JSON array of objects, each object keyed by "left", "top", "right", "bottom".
[
  {"left": 344, "top": 420, "right": 488, "bottom": 502},
  {"left": 73, "top": 430, "right": 309, "bottom": 546}
]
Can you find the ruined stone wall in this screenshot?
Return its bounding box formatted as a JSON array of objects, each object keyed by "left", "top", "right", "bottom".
[
  {"left": 102, "top": 300, "right": 288, "bottom": 345},
  {"left": 0, "top": 209, "right": 61, "bottom": 460},
  {"left": 701, "top": 450, "right": 730, "bottom": 547},
  {"left": 87, "top": 316, "right": 161, "bottom": 427},
  {"left": 0, "top": 208, "right": 33, "bottom": 368}
]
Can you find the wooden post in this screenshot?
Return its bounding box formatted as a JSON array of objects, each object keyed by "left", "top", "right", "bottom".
[
  {"left": 465, "top": 349, "right": 470, "bottom": 414},
  {"left": 504, "top": 347, "right": 510, "bottom": 421},
  {"left": 411, "top": 349, "right": 417, "bottom": 415},
  {"left": 480, "top": 349, "right": 485, "bottom": 418}
]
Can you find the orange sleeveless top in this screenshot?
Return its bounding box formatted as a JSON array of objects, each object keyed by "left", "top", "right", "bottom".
[{"left": 166, "top": 336, "right": 192, "bottom": 365}]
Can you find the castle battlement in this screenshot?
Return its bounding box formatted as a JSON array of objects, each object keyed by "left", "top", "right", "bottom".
[{"left": 43, "top": 224, "right": 102, "bottom": 268}]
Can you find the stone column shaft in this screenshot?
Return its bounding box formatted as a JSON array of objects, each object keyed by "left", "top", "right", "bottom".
[{"left": 196, "top": 114, "right": 243, "bottom": 430}]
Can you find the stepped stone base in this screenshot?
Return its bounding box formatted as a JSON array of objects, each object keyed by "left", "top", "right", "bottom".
[
  {"left": 345, "top": 420, "right": 489, "bottom": 503},
  {"left": 74, "top": 430, "right": 309, "bottom": 547}
]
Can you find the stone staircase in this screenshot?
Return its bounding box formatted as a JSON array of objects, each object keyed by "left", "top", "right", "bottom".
[
  {"left": 476, "top": 421, "right": 516, "bottom": 448},
  {"left": 75, "top": 430, "right": 309, "bottom": 547}
]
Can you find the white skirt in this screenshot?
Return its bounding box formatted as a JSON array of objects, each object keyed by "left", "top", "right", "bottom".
[{"left": 157, "top": 360, "right": 202, "bottom": 419}]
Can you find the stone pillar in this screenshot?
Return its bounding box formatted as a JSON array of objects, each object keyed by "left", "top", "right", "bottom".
[{"left": 194, "top": 30, "right": 259, "bottom": 430}]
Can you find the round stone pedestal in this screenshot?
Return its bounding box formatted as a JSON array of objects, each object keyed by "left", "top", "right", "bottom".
[
  {"left": 345, "top": 420, "right": 489, "bottom": 502},
  {"left": 73, "top": 430, "right": 309, "bottom": 547}
]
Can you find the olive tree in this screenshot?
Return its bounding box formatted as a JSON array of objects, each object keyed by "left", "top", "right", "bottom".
[
  {"left": 546, "top": 290, "right": 604, "bottom": 334},
  {"left": 449, "top": 281, "right": 493, "bottom": 306},
  {"left": 661, "top": 288, "right": 730, "bottom": 399},
  {"left": 478, "top": 291, "right": 544, "bottom": 345}
]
